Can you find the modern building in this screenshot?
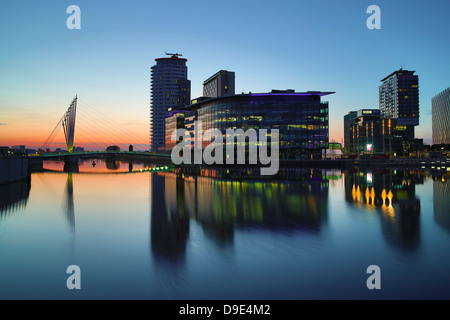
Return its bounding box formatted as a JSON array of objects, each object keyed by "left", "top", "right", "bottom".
[
  {"left": 165, "top": 110, "right": 188, "bottom": 152},
  {"left": 432, "top": 87, "right": 450, "bottom": 145},
  {"left": 378, "top": 69, "right": 422, "bottom": 155},
  {"left": 379, "top": 69, "right": 419, "bottom": 127},
  {"left": 344, "top": 109, "right": 384, "bottom": 156},
  {"left": 203, "top": 70, "right": 235, "bottom": 98},
  {"left": 343, "top": 111, "right": 357, "bottom": 155},
  {"left": 344, "top": 109, "right": 423, "bottom": 157},
  {"left": 150, "top": 53, "right": 191, "bottom": 152},
  {"left": 323, "top": 142, "right": 343, "bottom": 160},
  {"left": 183, "top": 90, "right": 333, "bottom": 160}
]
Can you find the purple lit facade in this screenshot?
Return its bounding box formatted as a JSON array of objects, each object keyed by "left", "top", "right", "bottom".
[{"left": 184, "top": 91, "right": 333, "bottom": 160}]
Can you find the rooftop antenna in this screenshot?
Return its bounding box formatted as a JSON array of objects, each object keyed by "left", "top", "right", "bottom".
[{"left": 165, "top": 52, "right": 183, "bottom": 58}]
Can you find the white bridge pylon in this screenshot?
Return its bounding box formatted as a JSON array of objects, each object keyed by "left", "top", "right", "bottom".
[{"left": 62, "top": 96, "right": 77, "bottom": 153}]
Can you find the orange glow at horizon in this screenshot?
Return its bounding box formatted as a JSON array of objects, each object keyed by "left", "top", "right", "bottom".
[{"left": 0, "top": 116, "right": 149, "bottom": 150}]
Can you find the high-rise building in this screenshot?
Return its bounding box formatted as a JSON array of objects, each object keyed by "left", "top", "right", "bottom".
[
  {"left": 150, "top": 53, "right": 190, "bottom": 152},
  {"left": 379, "top": 69, "right": 419, "bottom": 127},
  {"left": 432, "top": 87, "right": 450, "bottom": 145},
  {"left": 203, "top": 70, "right": 235, "bottom": 98}
]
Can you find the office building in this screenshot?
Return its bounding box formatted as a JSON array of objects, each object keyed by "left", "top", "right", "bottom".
[
  {"left": 184, "top": 90, "right": 333, "bottom": 160},
  {"left": 165, "top": 110, "right": 188, "bottom": 152},
  {"left": 150, "top": 53, "right": 191, "bottom": 152},
  {"left": 344, "top": 109, "right": 423, "bottom": 157},
  {"left": 344, "top": 111, "right": 357, "bottom": 155},
  {"left": 344, "top": 109, "right": 384, "bottom": 155},
  {"left": 203, "top": 70, "right": 235, "bottom": 98},
  {"left": 432, "top": 87, "right": 450, "bottom": 145}
]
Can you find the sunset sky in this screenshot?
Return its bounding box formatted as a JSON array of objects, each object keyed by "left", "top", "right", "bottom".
[{"left": 1, "top": 0, "right": 449, "bottom": 150}]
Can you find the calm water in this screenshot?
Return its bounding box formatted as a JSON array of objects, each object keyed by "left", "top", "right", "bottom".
[{"left": 1, "top": 159, "right": 450, "bottom": 299}]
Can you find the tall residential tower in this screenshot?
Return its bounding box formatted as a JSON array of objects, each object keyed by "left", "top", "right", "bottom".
[
  {"left": 150, "top": 53, "right": 190, "bottom": 152},
  {"left": 379, "top": 69, "right": 419, "bottom": 127}
]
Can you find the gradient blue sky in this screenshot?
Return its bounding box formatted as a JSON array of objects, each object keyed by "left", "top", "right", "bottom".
[{"left": 1, "top": 0, "right": 449, "bottom": 148}]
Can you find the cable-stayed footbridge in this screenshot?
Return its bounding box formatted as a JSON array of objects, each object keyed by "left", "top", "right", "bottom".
[{"left": 30, "top": 96, "right": 170, "bottom": 170}]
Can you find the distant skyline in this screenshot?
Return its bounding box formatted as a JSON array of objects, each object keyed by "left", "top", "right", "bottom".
[{"left": 1, "top": 0, "right": 449, "bottom": 149}]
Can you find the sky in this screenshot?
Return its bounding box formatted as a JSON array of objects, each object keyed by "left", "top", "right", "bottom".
[{"left": 0, "top": 0, "right": 449, "bottom": 149}]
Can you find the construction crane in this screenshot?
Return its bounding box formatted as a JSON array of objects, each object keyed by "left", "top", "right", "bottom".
[{"left": 165, "top": 52, "right": 183, "bottom": 58}]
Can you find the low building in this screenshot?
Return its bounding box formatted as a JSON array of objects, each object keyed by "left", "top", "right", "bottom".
[
  {"left": 344, "top": 109, "right": 423, "bottom": 157},
  {"left": 165, "top": 110, "right": 189, "bottom": 152},
  {"left": 323, "top": 142, "right": 343, "bottom": 159},
  {"left": 177, "top": 90, "right": 334, "bottom": 160}
]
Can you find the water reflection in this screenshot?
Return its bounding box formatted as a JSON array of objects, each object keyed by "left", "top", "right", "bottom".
[
  {"left": 150, "top": 168, "right": 330, "bottom": 261},
  {"left": 151, "top": 172, "right": 190, "bottom": 263},
  {"left": 106, "top": 160, "right": 121, "bottom": 170},
  {"left": 0, "top": 179, "right": 30, "bottom": 217},
  {"left": 63, "top": 173, "right": 75, "bottom": 231},
  {"left": 433, "top": 173, "right": 450, "bottom": 232},
  {"left": 344, "top": 169, "right": 424, "bottom": 250}
]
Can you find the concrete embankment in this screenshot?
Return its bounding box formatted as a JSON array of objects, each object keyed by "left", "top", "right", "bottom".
[{"left": 0, "top": 156, "right": 30, "bottom": 184}]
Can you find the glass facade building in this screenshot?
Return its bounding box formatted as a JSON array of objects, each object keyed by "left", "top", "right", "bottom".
[
  {"left": 165, "top": 111, "right": 188, "bottom": 152},
  {"left": 343, "top": 111, "right": 357, "bottom": 155},
  {"left": 150, "top": 54, "right": 191, "bottom": 152},
  {"left": 344, "top": 110, "right": 423, "bottom": 157},
  {"left": 186, "top": 91, "right": 333, "bottom": 160},
  {"left": 345, "top": 109, "right": 384, "bottom": 155},
  {"left": 432, "top": 87, "right": 450, "bottom": 145}
]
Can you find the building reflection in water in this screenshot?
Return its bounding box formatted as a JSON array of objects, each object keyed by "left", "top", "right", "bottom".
[
  {"left": 150, "top": 167, "right": 331, "bottom": 262},
  {"left": 433, "top": 172, "right": 450, "bottom": 232},
  {"left": 106, "top": 160, "right": 121, "bottom": 170},
  {"left": 150, "top": 172, "right": 190, "bottom": 264},
  {"left": 0, "top": 179, "right": 30, "bottom": 218},
  {"left": 344, "top": 169, "right": 424, "bottom": 250}
]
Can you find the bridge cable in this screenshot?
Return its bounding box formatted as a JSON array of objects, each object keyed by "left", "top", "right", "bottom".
[
  {"left": 77, "top": 99, "right": 149, "bottom": 150},
  {"left": 75, "top": 107, "right": 146, "bottom": 151},
  {"left": 75, "top": 112, "right": 138, "bottom": 150},
  {"left": 41, "top": 116, "right": 64, "bottom": 151},
  {"left": 77, "top": 99, "right": 147, "bottom": 144}
]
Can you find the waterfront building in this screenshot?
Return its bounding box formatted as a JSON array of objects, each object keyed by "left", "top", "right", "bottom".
[
  {"left": 203, "top": 70, "right": 235, "bottom": 98},
  {"left": 379, "top": 69, "right": 419, "bottom": 126},
  {"left": 343, "top": 109, "right": 423, "bottom": 157},
  {"left": 343, "top": 111, "right": 357, "bottom": 155},
  {"left": 150, "top": 53, "right": 191, "bottom": 152},
  {"left": 432, "top": 87, "right": 450, "bottom": 145},
  {"left": 378, "top": 69, "right": 422, "bottom": 155},
  {"left": 182, "top": 90, "right": 333, "bottom": 160},
  {"left": 344, "top": 109, "right": 383, "bottom": 155},
  {"left": 165, "top": 110, "right": 189, "bottom": 152},
  {"left": 323, "top": 142, "right": 343, "bottom": 160}
]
